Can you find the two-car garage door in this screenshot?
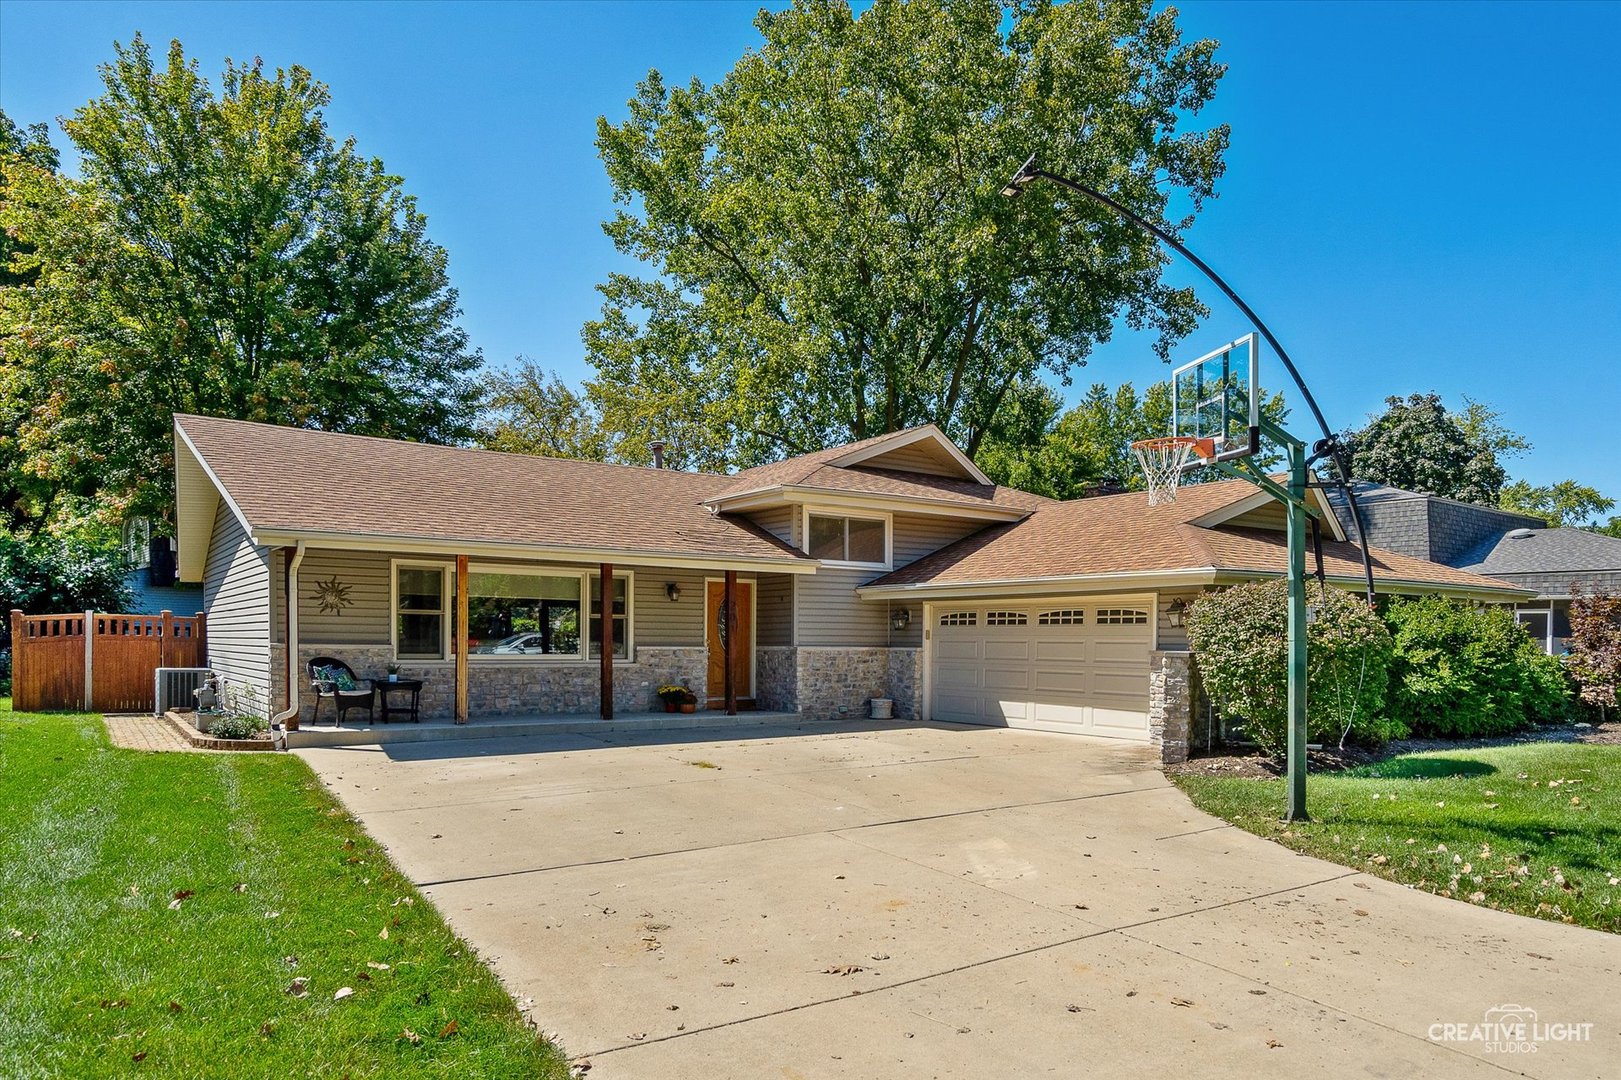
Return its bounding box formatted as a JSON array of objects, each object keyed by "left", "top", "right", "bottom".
[{"left": 929, "top": 598, "right": 1154, "bottom": 741}]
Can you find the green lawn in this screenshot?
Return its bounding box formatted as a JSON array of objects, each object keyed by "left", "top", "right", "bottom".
[
  {"left": 0, "top": 701, "right": 571, "bottom": 1078},
  {"left": 1174, "top": 742, "right": 1621, "bottom": 934}
]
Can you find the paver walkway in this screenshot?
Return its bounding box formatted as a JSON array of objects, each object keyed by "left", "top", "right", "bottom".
[
  {"left": 298, "top": 720, "right": 1621, "bottom": 1079},
  {"left": 104, "top": 713, "right": 202, "bottom": 752}
]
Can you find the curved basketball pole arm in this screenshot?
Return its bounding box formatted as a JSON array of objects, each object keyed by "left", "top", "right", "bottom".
[{"left": 1002, "top": 155, "right": 1377, "bottom": 604}]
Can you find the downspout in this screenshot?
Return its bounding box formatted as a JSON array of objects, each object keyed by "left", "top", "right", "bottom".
[{"left": 270, "top": 543, "right": 307, "bottom": 748}]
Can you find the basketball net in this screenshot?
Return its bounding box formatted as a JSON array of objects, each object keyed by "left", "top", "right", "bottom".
[{"left": 1132, "top": 436, "right": 1212, "bottom": 505}]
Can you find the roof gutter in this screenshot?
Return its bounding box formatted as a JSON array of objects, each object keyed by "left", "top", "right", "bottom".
[
  {"left": 247, "top": 529, "right": 819, "bottom": 575},
  {"left": 269, "top": 542, "right": 307, "bottom": 747},
  {"left": 856, "top": 568, "right": 1223, "bottom": 601},
  {"left": 704, "top": 484, "right": 1030, "bottom": 521}
]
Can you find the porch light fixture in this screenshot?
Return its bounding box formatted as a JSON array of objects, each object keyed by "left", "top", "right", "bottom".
[
  {"left": 1166, "top": 598, "right": 1187, "bottom": 627},
  {"left": 665, "top": 582, "right": 682, "bottom": 603},
  {"left": 889, "top": 607, "right": 911, "bottom": 632}
]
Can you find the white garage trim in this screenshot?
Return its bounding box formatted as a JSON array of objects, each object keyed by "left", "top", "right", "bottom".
[{"left": 927, "top": 593, "right": 1154, "bottom": 736}]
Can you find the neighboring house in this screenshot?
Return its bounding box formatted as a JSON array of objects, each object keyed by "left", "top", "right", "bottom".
[
  {"left": 120, "top": 517, "right": 205, "bottom": 616},
  {"left": 173, "top": 415, "right": 1523, "bottom": 762},
  {"left": 1327, "top": 482, "right": 1621, "bottom": 653}
]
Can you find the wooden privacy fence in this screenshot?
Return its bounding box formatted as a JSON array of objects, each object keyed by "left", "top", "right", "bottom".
[{"left": 9, "top": 610, "right": 207, "bottom": 713}]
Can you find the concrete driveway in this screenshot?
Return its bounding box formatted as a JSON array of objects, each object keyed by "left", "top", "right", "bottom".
[{"left": 297, "top": 721, "right": 1620, "bottom": 1079}]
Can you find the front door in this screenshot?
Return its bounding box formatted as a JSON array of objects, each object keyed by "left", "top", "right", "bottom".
[{"left": 705, "top": 579, "right": 755, "bottom": 708}]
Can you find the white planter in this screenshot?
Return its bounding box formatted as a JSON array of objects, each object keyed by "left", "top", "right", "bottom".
[{"left": 869, "top": 698, "right": 894, "bottom": 720}]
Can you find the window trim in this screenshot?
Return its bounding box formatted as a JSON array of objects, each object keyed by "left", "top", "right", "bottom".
[
  {"left": 800, "top": 505, "right": 893, "bottom": 570},
  {"left": 458, "top": 563, "right": 635, "bottom": 663},
  {"left": 390, "top": 558, "right": 453, "bottom": 661}
]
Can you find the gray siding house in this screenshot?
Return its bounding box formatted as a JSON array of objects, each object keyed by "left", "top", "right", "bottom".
[
  {"left": 1328, "top": 482, "right": 1621, "bottom": 653},
  {"left": 174, "top": 416, "right": 1523, "bottom": 762}
]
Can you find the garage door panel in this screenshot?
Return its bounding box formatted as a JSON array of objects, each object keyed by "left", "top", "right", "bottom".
[
  {"left": 983, "top": 639, "right": 1031, "bottom": 661},
  {"left": 935, "top": 639, "right": 983, "bottom": 661},
  {"left": 930, "top": 600, "right": 1152, "bottom": 743}
]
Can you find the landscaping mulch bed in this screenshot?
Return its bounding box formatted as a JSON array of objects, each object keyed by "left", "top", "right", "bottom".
[{"left": 1165, "top": 718, "right": 1621, "bottom": 779}]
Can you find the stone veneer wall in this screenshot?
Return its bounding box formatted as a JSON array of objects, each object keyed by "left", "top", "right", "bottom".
[
  {"left": 1149, "top": 650, "right": 1194, "bottom": 764},
  {"left": 886, "top": 648, "right": 922, "bottom": 720},
  {"left": 268, "top": 644, "right": 705, "bottom": 724},
  {"left": 755, "top": 646, "right": 798, "bottom": 712},
  {"left": 795, "top": 647, "right": 891, "bottom": 720}
]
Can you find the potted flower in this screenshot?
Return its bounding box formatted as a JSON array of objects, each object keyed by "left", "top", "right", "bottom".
[
  {"left": 656, "top": 684, "right": 688, "bottom": 713},
  {"left": 678, "top": 688, "right": 698, "bottom": 714},
  {"left": 387, "top": 662, "right": 400, "bottom": 683}
]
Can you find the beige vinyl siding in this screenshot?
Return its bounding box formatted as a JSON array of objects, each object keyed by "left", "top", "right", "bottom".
[
  {"left": 1156, "top": 587, "right": 1203, "bottom": 651},
  {"left": 747, "top": 505, "right": 797, "bottom": 546},
  {"left": 293, "top": 549, "right": 393, "bottom": 644},
  {"left": 757, "top": 573, "right": 794, "bottom": 646},
  {"left": 202, "top": 501, "right": 272, "bottom": 712},
  {"left": 633, "top": 568, "right": 708, "bottom": 647},
  {"left": 797, "top": 511, "right": 987, "bottom": 647},
  {"left": 1223, "top": 502, "right": 1287, "bottom": 531},
  {"left": 859, "top": 442, "right": 964, "bottom": 477}
]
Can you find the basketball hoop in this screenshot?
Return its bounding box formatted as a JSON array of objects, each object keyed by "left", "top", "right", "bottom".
[{"left": 1132, "top": 436, "right": 1213, "bottom": 505}]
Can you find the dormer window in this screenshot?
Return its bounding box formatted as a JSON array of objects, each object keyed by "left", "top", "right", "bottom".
[{"left": 806, "top": 511, "right": 889, "bottom": 568}]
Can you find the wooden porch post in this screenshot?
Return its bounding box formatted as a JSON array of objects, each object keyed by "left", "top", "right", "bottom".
[
  {"left": 455, "top": 555, "right": 469, "bottom": 724},
  {"left": 723, "top": 570, "right": 738, "bottom": 716},
  {"left": 600, "top": 562, "right": 614, "bottom": 720}
]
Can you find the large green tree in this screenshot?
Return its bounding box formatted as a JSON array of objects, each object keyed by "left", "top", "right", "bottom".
[
  {"left": 583, "top": 0, "right": 1227, "bottom": 470},
  {"left": 0, "top": 38, "right": 482, "bottom": 530},
  {"left": 1342, "top": 393, "right": 1509, "bottom": 505},
  {"left": 1499, "top": 479, "right": 1615, "bottom": 529}
]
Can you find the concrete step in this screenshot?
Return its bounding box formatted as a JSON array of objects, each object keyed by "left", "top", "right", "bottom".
[{"left": 283, "top": 709, "right": 805, "bottom": 749}]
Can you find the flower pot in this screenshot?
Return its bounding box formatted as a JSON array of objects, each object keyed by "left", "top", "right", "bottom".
[
  {"left": 389, "top": 674, "right": 399, "bottom": 682},
  {"left": 664, "top": 702, "right": 677, "bottom": 713},
  {"left": 679, "top": 703, "right": 696, "bottom": 714}
]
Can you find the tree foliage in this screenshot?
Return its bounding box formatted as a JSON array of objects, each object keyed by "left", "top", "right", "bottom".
[
  {"left": 1342, "top": 393, "right": 1510, "bottom": 505},
  {"left": 0, "top": 110, "right": 61, "bottom": 290},
  {"left": 978, "top": 378, "right": 1287, "bottom": 499},
  {"left": 1499, "top": 479, "right": 1616, "bottom": 529},
  {"left": 477, "top": 359, "right": 609, "bottom": 462},
  {"left": 1185, "top": 580, "right": 1396, "bottom": 757},
  {"left": 0, "top": 531, "right": 132, "bottom": 655},
  {"left": 584, "top": 0, "right": 1228, "bottom": 469},
  {"left": 1382, "top": 596, "right": 1570, "bottom": 737},
  {"left": 0, "top": 37, "right": 482, "bottom": 530},
  {"left": 1567, "top": 583, "right": 1621, "bottom": 715}
]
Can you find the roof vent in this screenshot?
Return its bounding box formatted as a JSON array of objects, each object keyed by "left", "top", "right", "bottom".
[
  {"left": 649, "top": 440, "right": 666, "bottom": 469},
  {"left": 1506, "top": 527, "right": 1535, "bottom": 540}
]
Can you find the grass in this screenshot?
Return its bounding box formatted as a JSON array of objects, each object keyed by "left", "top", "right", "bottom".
[
  {"left": 0, "top": 700, "right": 572, "bottom": 1078},
  {"left": 1173, "top": 742, "right": 1621, "bottom": 934}
]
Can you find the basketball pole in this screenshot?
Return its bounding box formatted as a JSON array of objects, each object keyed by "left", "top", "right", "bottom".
[{"left": 1284, "top": 440, "right": 1310, "bottom": 822}]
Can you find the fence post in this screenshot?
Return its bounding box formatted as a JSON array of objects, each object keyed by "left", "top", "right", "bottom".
[
  {"left": 160, "top": 610, "right": 174, "bottom": 669},
  {"left": 195, "top": 612, "right": 207, "bottom": 666},
  {"left": 8, "top": 610, "right": 20, "bottom": 708},
  {"left": 84, "top": 610, "right": 95, "bottom": 712}
]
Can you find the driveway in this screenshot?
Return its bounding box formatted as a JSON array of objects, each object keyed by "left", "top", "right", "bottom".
[{"left": 298, "top": 721, "right": 1620, "bottom": 1079}]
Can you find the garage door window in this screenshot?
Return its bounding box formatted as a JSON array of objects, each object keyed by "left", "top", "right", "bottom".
[
  {"left": 939, "top": 611, "right": 977, "bottom": 626},
  {"left": 1038, "top": 609, "right": 1085, "bottom": 625},
  {"left": 1097, "top": 608, "right": 1149, "bottom": 624},
  {"left": 985, "top": 611, "right": 1027, "bottom": 626}
]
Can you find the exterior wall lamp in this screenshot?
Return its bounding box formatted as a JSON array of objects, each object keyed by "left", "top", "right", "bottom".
[
  {"left": 890, "top": 607, "right": 912, "bottom": 632},
  {"left": 1166, "top": 598, "right": 1188, "bottom": 627},
  {"left": 665, "top": 583, "right": 682, "bottom": 602}
]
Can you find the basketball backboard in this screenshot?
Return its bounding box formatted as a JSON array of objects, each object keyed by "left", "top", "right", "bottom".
[{"left": 1171, "top": 333, "right": 1260, "bottom": 465}]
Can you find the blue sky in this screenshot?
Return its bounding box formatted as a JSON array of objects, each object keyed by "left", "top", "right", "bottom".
[{"left": 3, "top": 1, "right": 1617, "bottom": 496}]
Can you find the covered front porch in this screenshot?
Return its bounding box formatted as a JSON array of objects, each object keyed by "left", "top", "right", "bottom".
[{"left": 270, "top": 543, "right": 803, "bottom": 730}]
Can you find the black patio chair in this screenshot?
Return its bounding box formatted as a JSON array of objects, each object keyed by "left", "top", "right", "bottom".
[{"left": 307, "top": 656, "right": 375, "bottom": 726}]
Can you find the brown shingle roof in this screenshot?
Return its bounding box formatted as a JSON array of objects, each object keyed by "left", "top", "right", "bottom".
[
  {"left": 176, "top": 415, "right": 810, "bottom": 566},
  {"left": 864, "top": 477, "right": 1524, "bottom": 595}
]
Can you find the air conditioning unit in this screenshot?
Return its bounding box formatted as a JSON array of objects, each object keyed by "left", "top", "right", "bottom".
[{"left": 155, "top": 668, "right": 212, "bottom": 716}]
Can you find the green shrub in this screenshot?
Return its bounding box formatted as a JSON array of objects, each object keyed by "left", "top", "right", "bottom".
[
  {"left": 1186, "top": 580, "right": 1396, "bottom": 757},
  {"left": 1382, "top": 596, "right": 1571, "bottom": 737},
  {"left": 208, "top": 712, "right": 267, "bottom": 740}
]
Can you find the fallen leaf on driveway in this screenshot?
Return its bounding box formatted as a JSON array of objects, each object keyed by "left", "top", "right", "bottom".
[
  {"left": 1170, "top": 997, "right": 1194, "bottom": 1008},
  {"left": 822, "top": 964, "right": 865, "bottom": 976},
  {"left": 721, "top": 956, "right": 739, "bottom": 964},
  {"left": 1352, "top": 909, "right": 1370, "bottom": 917},
  {"left": 1267, "top": 1039, "right": 1283, "bottom": 1049}
]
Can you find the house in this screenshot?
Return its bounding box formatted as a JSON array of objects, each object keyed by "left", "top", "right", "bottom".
[
  {"left": 173, "top": 415, "right": 1525, "bottom": 762},
  {"left": 1327, "top": 482, "right": 1621, "bottom": 653},
  {"left": 118, "top": 518, "right": 205, "bottom": 616}
]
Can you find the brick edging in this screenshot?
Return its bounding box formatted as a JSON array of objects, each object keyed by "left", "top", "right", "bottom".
[{"left": 162, "top": 710, "right": 276, "bottom": 752}]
